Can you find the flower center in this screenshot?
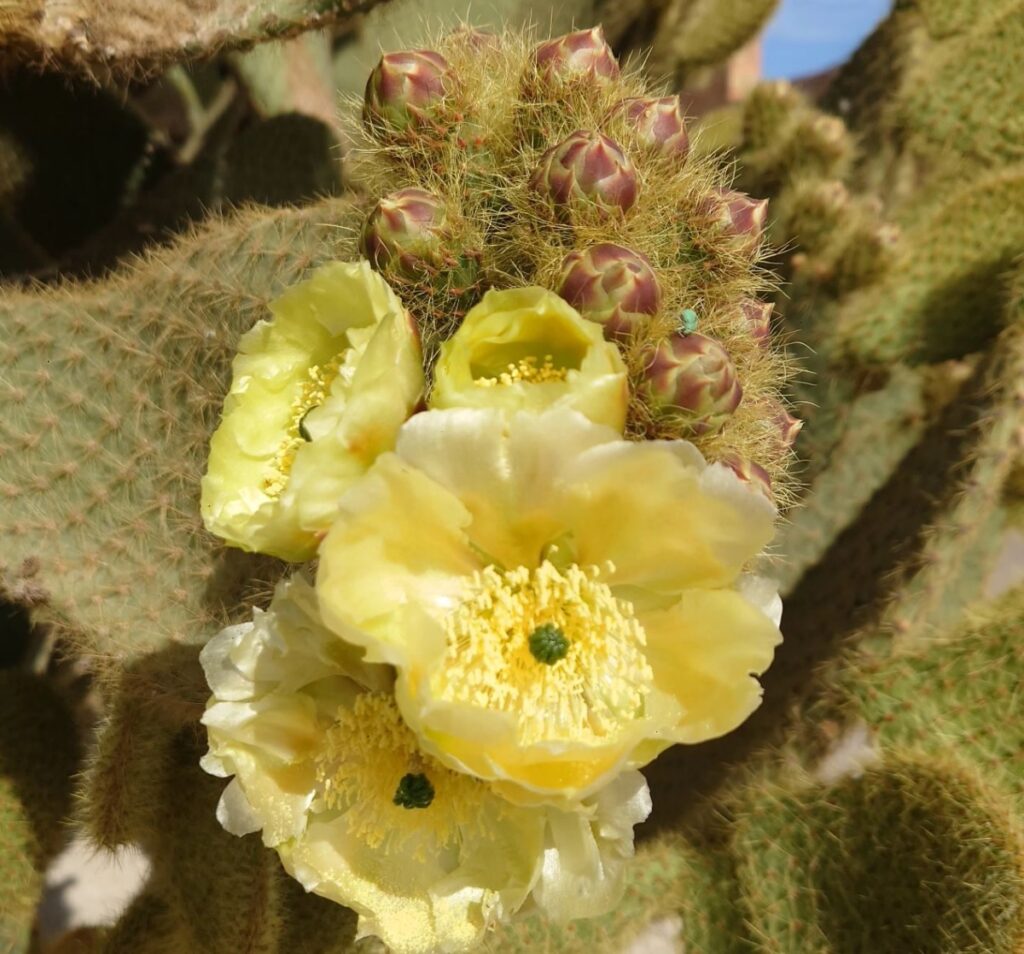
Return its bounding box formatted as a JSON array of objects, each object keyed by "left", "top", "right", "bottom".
[
  {"left": 434, "top": 561, "right": 652, "bottom": 746},
  {"left": 263, "top": 355, "right": 344, "bottom": 498},
  {"left": 314, "top": 692, "right": 488, "bottom": 854},
  {"left": 474, "top": 354, "right": 569, "bottom": 387}
]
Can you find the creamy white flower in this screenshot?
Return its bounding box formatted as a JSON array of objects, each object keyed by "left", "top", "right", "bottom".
[
  {"left": 200, "top": 575, "right": 650, "bottom": 953},
  {"left": 200, "top": 261, "right": 423, "bottom": 562},
  {"left": 316, "top": 407, "right": 782, "bottom": 806}
]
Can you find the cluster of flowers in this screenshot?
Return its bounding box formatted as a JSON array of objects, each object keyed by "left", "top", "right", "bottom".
[{"left": 198, "top": 26, "right": 786, "bottom": 954}]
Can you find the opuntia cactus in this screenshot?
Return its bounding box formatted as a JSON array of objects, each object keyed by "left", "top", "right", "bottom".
[
  {"left": 530, "top": 130, "right": 638, "bottom": 216},
  {"left": 557, "top": 243, "right": 661, "bottom": 340},
  {"left": 639, "top": 333, "right": 743, "bottom": 436}
]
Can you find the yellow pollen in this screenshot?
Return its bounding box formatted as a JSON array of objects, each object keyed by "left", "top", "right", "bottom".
[
  {"left": 262, "top": 355, "right": 344, "bottom": 497},
  {"left": 433, "top": 561, "right": 653, "bottom": 747},
  {"left": 314, "top": 692, "right": 492, "bottom": 857},
  {"left": 475, "top": 354, "right": 569, "bottom": 387}
]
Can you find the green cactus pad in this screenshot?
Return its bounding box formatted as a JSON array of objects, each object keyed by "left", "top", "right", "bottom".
[
  {"left": 733, "top": 753, "right": 1024, "bottom": 954},
  {"left": 0, "top": 672, "right": 81, "bottom": 954},
  {"left": 0, "top": 199, "right": 360, "bottom": 660}
]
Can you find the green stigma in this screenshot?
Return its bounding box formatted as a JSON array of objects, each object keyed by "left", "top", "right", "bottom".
[
  {"left": 297, "top": 407, "right": 317, "bottom": 442},
  {"left": 681, "top": 308, "right": 699, "bottom": 334},
  {"left": 528, "top": 623, "right": 570, "bottom": 664},
  {"left": 393, "top": 772, "right": 435, "bottom": 809}
]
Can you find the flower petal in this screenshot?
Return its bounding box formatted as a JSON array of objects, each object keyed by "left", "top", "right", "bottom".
[
  {"left": 562, "top": 443, "right": 776, "bottom": 597},
  {"left": 639, "top": 588, "right": 782, "bottom": 744},
  {"left": 317, "top": 454, "right": 481, "bottom": 665}
]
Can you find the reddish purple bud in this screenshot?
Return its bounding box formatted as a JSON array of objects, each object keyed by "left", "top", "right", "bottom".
[
  {"left": 776, "top": 405, "right": 804, "bottom": 449},
  {"left": 360, "top": 188, "right": 448, "bottom": 277},
  {"left": 445, "top": 24, "right": 496, "bottom": 49},
  {"left": 701, "top": 188, "right": 769, "bottom": 247},
  {"left": 558, "top": 244, "right": 661, "bottom": 340},
  {"left": 640, "top": 333, "right": 743, "bottom": 436},
  {"left": 363, "top": 49, "right": 451, "bottom": 133},
  {"left": 534, "top": 27, "right": 619, "bottom": 84},
  {"left": 720, "top": 453, "right": 773, "bottom": 500},
  {"left": 530, "top": 130, "right": 638, "bottom": 216},
  {"left": 742, "top": 299, "right": 773, "bottom": 347},
  {"left": 617, "top": 96, "right": 689, "bottom": 161}
]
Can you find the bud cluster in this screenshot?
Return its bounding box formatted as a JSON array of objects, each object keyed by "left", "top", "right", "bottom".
[{"left": 354, "top": 25, "right": 791, "bottom": 491}]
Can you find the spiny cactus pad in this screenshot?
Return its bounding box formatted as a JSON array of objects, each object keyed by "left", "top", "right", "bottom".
[
  {"left": 0, "top": 200, "right": 359, "bottom": 659},
  {"left": 732, "top": 753, "right": 1024, "bottom": 954},
  {"left": 0, "top": 0, "right": 392, "bottom": 79},
  {"left": 0, "top": 672, "right": 81, "bottom": 954}
]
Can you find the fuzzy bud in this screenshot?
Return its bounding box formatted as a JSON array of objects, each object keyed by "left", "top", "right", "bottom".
[
  {"left": 617, "top": 96, "right": 689, "bottom": 161},
  {"left": 363, "top": 49, "right": 451, "bottom": 133},
  {"left": 702, "top": 188, "right": 768, "bottom": 247},
  {"left": 360, "top": 188, "right": 448, "bottom": 277},
  {"left": 534, "top": 27, "right": 619, "bottom": 85},
  {"left": 720, "top": 454, "right": 773, "bottom": 500},
  {"left": 558, "top": 244, "right": 661, "bottom": 340},
  {"left": 445, "top": 24, "right": 496, "bottom": 50},
  {"left": 742, "top": 299, "right": 773, "bottom": 347},
  {"left": 775, "top": 405, "right": 803, "bottom": 449},
  {"left": 640, "top": 333, "right": 742, "bottom": 436},
  {"left": 530, "top": 131, "right": 638, "bottom": 216}
]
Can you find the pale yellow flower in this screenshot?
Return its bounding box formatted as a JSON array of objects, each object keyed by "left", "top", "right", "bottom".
[
  {"left": 317, "top": 407, "right": 782, "bottom": 805},
  {"left": 201, "top": 575, "right": 651, "bottom": 953},
  {"left": 200, "top": 261, "right": 424, "bottom": 562},
  {"left": 430, "top": 286, "right": 629, "bottom": 431}
]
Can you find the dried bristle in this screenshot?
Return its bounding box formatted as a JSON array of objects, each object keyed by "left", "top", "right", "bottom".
[{"left": 348, "top": 25, "right": 796, "bottom": 501}]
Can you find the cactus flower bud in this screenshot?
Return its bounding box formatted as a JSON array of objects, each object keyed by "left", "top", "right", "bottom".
[
  {"left": 640, "top": 333, "right": 742, "bottom": 436},
  {"left": 363, "top": 49, "right": 451, "bottom": 133},
  {"left": 360, "top": 188, "right": 448, "bottom": 277},
  {"left": 617, "top": 96, "right": 689, "bottom": 161},
  {"left": 530, "top": 131, "right": 638, "bottom": 216},
  {"left": 720, "top": 454, "right": 773, "bottom": 500},
  {"left": 558, "top": 244, "right": 661, "bottom": 340},
  {"left": 775, "top": 405, "right": 803, "bottom": 449},
  {"left": 701, "top": 188, "right": 768, "bottom": 247},
  {"left": 534, "top": 27, "right": 619, "bottom": 84},
  {"left": 445, "top": 24, "right": 496, "bottom": 50},
  {"left": 742, "top": 299, "right": 773, "bottom": 347}
]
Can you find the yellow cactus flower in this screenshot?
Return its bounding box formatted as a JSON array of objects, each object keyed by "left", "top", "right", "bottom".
[
  {"left": 317, "top": 407, "right": 782, "bottom": 806},
  {"left": 430, "top": 286, "right": 629, "bottom": 431},
  {"left": 200, "top": 261, "right": 424, "bottom": 562},
  {"left": 200, "top": 575, "right": 651, "bottom": 954}
]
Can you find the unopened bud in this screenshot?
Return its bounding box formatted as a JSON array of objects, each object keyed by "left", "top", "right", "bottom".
[
  {"left": 741, "top": 299, "right": 773, "bottom": 347},
  {"left": 534, "top": 27, "right": 619, "bottom": 85},
  {"left": 360, "top": 188, "right": 448, "bottom": 277},
  {"left": 363, "top": 49, "right": 451, "bottom": 134},
  {"left": 558, "top": 244, "right": 661, "bottom": 340},
  {"left": 640, "top": 333, "right": 742, "bottom": 436},
  {"left": 530, "top": 130, "right": 638, "bottom": 216},
  {"left": 720, "top": 454, "right": 773, "bottom": 499},
  {"left": 776, "top": 405, "right": 803, "bottom": 449},
  {"left": 617, "top": 96, "right": 689, "bottom": 161},
  {"left": 702, "top": 188, "right": 768, "bottom": 247}
]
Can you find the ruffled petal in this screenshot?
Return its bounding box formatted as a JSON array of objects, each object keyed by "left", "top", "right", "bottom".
[
  {"left": 638, "top": 588, "right": 782, "bottom": 744},
  {"left": 562, "top": 443, "right": 776, "bottom": 598}
]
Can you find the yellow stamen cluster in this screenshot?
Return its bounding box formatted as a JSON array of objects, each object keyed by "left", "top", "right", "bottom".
[
  {"left": 263, "top": 355, "right": 345, "bottom": 497},
  {"left": 474, "top": 354, "right": 569, "bottom": 387},
  {"left": 314, "top": 692, "right": 491, "bottom": 856},
  {"left": 434, "top": 561, "right": 653, "bottom": 747}
]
